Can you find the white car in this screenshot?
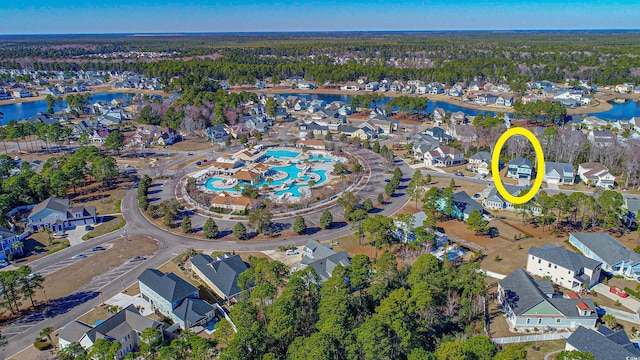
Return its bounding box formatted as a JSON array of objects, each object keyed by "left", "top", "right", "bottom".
[{"left": 285, "top": 249, "right": 299, "bottom": 255}]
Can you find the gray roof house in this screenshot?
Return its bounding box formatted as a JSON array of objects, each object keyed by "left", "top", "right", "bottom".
[
  {"left": 497, "top": 268, "right": 597, "bottom": 330},
  {"left": 27, "top": 197, "right": 97, "bottom": 232},
  {"left": 467, "top": 151, "right": 501, "bottom": 175},
  {"left": 58, "top": 305, "right": 162, "bottom": 360},
  {"left": 205, "top": 125, "right": 229, "bottom": 143},
  {"left": 0, "top": 226, "right": 23, "bottom": 261},
  {"left": 138, "top": 269, "right": 215, "bottom": 330},
  {"left": 438, "top": 191, "right": 485, "bottom": 221},
  {"left": 569, "top": 232, "right": 640, "bottom": 281},
  {"left": 526, "top": 244, "right": 602, "bottom": 291},
  {"left": 190, "top": 253, "right": 249, "bottom": 305},
  {"left": 483, "top": 185, "right": 541, "bottom": 215},
  {"left": 392, "top": 211, "right": 448, "bottom": 246},
  {"left": 543, "top": 162, "right": 575, "bottom": 185},
  {"left": 301, "top": 239, "right": 351, "bottom": 282},
  {"left": 507, "top": 157, "right": 534, "bottom": 180},
  {"left": 565, "top": 326, "right": 640, "bottom": 360},
  {"left": 625, "top": 197, "right": 640, "bottom": 228}
]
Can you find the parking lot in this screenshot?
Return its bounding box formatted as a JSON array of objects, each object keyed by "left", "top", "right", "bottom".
[{"left": 35, "top": 244, "right": 113, "bottom": 277}]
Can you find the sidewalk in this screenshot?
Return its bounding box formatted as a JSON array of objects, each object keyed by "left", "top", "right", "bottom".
[{"left": 600, "top": 305, "right": 640, "bottom": 325}]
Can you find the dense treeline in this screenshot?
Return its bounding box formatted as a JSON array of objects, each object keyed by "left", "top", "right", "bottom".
[
  {"left": 4, "top": 33, "right": 640, "bottom": 85},
  {"left": 218, "top": 252, "right": 517, "bottom": 360}
]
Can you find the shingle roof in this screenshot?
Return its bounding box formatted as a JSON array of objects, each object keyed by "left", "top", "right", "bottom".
[
  {"left": 486, "top": 185, "right": 533, "bottom": 203},
  {"left": 138, "top": 269, "right": 198, "bottom": 303},
  {"left": 544, "top": 162, "right": 574, "bottom": 176},
  {"left": 452, "top": 191, "right": 484, "bottom": 216},
  {"left": 566, "top": 326, "right": 640, "bottom": 360},
  {"left": 172, "top": 298, "right": 215, "bottom": 325},
  {"left": 85, "top": 305, "right": 160, "bottom": 343},
  {"left": 58, "top": 321, "right": 93, "bottom": 344},
  {"left": 509, "top": 157, "right": 533, "bottom": 167},
  {"left": 190, "top": 253, "right": 248, "bottom": 298},
  {"left": 570, "top": 232, "right": 640, "bottom": 267},
  {"left": 301, "top": 239, "right": 351, "bottom": 281},
  {"left": 529, "top": 244, "right": 601, "bottom": 273},
  {"left": 470, "top": 151, "right": 491, "bottom": 162},
  {"left": 29, "top": 197, "right": 70, "bottom": 218}
]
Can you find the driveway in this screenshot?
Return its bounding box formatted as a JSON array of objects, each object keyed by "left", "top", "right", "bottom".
[
  {"left": 517, "top": 178, "right": 530, "bottom": 186},
  {"left": 547, "top": 182, "right": 559, "bottom": 190},
  {"left": 66, "top": 226, "right": 91, "bottom": 246},
  {"left": 593, "top": 283, "right": 640, "bottom": 312}
]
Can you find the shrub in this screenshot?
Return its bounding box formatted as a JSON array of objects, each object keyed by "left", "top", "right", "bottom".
[
  {"left": 494, "top": 255, "right": 501, "bottom": 262},
  {"left": 33, "top": 339, "right": 52, "bottom": 351}
]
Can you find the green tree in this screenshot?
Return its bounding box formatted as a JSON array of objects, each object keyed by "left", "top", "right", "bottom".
[
  {"left": 293, "top": 216, "right": 307, "bottom": 235},
  {"left": 87, "top": 338, "right": 121, "bottom": 360},
  {"left": 57, "top": 342, "right": 87, "bottom": 360},
  {"left": 466, "top": 209, "right": 489, "bottom": 235},
  {"left": 597, "top": 190, "right": 624, "bottom": 229},
  {"left": 233, "top": 222, "right": 247, "bottom": 240},
  {"left": 407, "top": 170, "right": 425, "bottom": 209},
  {"left": 266, "top": 97, "right": 277, "bottom": 118},
  {"left": 494, "top": 343, "right": 527, "bottom": 360},
  {"left": 181, "top": 216, "right": 192, "bottom": 233},
  {"left": 104, "top": 130, "right": 124, "bottom": 155},
  {"left": 203, "top": 218, "right": 219, "bottom": 239},
  {"left": 39, "top": 326, "right": 53, "bottom": 344},
  {"left": 362, "top": 198, "right": 374, "bottom": 212},
  {"left": 139, "top": 327, "right": 163, "bottom": 359},
  {"left": 248, "top": 209, "right": 273, "bottom": 234},
  {"left": 320, "top": 210, "right": 333, "bottom": 229}
]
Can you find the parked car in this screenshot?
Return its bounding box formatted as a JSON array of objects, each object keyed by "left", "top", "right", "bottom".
[
  {"left": 84, "top": 225, "right": 94, "bottom": 231},
  {"left": 454, "top": 171, "right": 464, "bottom": 176},
  {"left": 195, "top": 161, "right": 202, "bottom": 166},
  {"left": 72, "top": 254, "right": 87, "bottom": 260},
  {"left": 610, "top": 287, "right": 629, "bottom": 298},
  {"left": 285, "top": 249, "right": 299, "bottom": 255},
  {"left": 91, "top": 246, "right": 105, "bottom": 252},
  {"left": 130, "top": 256, "right": 145, "bottom": 262},
  {"left": 472, "top": 193, "right": 481, "bottom": 199},
  {"left": 53, "top": 231, "right": 67, "bottom": 238},
  {"left": 0, "top": 260, "right": 9, "bottom": 268}
]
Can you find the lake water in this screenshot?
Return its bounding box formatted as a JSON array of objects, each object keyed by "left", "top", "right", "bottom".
[
  {"left": 0, "top": 92, "right": 135, "bottom": 125},
  {"left": 283, "top": 93, "right": 640, "bottom": 121}
]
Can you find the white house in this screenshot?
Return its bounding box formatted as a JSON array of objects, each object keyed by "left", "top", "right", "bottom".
[
  {"left": 340, "top": 82, "right": 361, "bottom": 91},
  {"left": 543, "top": 162, "right": 575, "bottom": 185},
  {"left": 424, "top": 146, "right": 466, "bottom": 167},
  {"left": 467, "top": 151, "right": 493, "bottom": 176},
  {"left": 526, "top": 244, "right": 602, "bottom": 291},
  {"left": 577, "top": 162, "right": 615, "bottom": 189}
]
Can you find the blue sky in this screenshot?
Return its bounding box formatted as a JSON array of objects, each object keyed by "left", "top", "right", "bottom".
[{"left": 2, "top": 1, "right": 640, "bottom": 34}]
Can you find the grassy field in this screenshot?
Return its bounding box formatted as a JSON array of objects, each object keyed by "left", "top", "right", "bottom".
[
  {"left": 82, "top": 215, "right": 126, "bottom": 240},
  {"left": 70, "top": 177, "right": 131, "bottom": 215}
]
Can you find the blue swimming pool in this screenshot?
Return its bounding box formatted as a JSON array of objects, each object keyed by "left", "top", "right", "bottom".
[
  {"left": 204, "top": 167, "right": 328, "bottom": 197},
  {"left": 265, "top": 149, "right": 301, "bottom": 159}
]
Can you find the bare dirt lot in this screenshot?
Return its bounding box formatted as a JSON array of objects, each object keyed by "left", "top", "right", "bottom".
[{"left": 40, "top": 236, "right": 160, "bottom": 302}]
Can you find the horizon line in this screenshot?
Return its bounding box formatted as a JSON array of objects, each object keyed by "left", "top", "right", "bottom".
[{"left": 2, "top": 28, "right": 640, "bottom": 37}]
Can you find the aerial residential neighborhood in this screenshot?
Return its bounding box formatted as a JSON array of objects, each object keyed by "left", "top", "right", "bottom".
[{"left": 2, "top": 16, "right": 640, "bottom": 360}]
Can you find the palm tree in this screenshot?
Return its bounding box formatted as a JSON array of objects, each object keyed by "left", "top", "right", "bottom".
[
  {"left": 44, "top": 228, "right": 53, "bottom": 247},
  {"left": 39, "top": 327, "right": 53, "bottom": 345},
  {"left": 11, "top": 241, "right": 23, "bottom": 257},
  {"left": 233, "top": 184, "right": 241, "bottom": 193}
]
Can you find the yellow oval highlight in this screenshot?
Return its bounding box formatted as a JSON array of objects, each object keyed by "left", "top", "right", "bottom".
[{"left": 491, "top": 127, "right": 545, "bottom": 205}]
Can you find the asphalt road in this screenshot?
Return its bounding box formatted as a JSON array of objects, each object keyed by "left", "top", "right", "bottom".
[{"left": 1, "top": 140, "right": 412, "bottom": 358}]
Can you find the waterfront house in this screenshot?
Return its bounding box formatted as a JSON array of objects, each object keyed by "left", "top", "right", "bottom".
[
  {"left": 58, "top": 305, "right": 162, "bottom": 359},
  {"left": 300, "top": 239, "right": 350, "bottom": 282},
  {"left": 526, "top": 244, "right": 602, "bottom": 291},
  {"left": 568, "top": 232, "right": 640, "bottom": 281},
  {"left": 507, "top": 157, "right": 534, "bottom": 180},
  {"left": 587, "top": 130, "right": 617, "bottom": 147},
  {"left": 297, "top": 81, "right": 315, "bottom": 90},
  {"left": 0, "top": 89, "right": 11, "bottom": 100},
  {"left": 543, "top": 162, "right": 575, "bottom": 185},
  {"left": 565, "top": 326, "right": 640, "bottom": 360},
  {"left": 138, "top": 269, "right": 215, "bottom": 330},
  {"left": 423, "top": 146, "right": 465, "bottom": 167},
  {"left": 12, "top": 88, "right": 32, "bottom": 98},
  {"left": 365, "top": 82, "right": 379, "bottom": 91},
  {"left": 577, "top": 162, "right": 615, "bottom": 189},
  {"left": 340, "top": 82, "right": 361, "bottom": 91},
  {"left": 27, "top": 197, "right": 97, "bottom": 232},
  {"left": 497, "top": 268, "right": 597, "bottom": 330},
  {"left": 190, "top": 253, "right": 250, "bottom": 305}
]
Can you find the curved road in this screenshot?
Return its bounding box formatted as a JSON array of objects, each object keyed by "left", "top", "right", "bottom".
[{"left": 1, "top": 141, "right": 412, "bottom": 358}]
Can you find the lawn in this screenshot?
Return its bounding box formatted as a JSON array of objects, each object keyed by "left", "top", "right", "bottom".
[
  {"left": 166, "top": 140, "right": 214, "bottom": 151},
  {"left": 82, "top": 215, "right": 126, "bottom": 240}
]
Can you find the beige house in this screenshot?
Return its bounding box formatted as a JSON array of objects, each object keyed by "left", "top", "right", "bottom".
[
  {"left": 296, "top": 139, "right": 326, "bottom": 150},
  {"left": 210, "top": 192, "right": 258, "bottom": 212}
]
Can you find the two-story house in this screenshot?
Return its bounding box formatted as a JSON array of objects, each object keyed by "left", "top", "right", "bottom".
[
  {"left": 58, "top": 305, "right": 162, "bottom": 360},
  {"left": 497, "top": 268, "right": 597, "bottom": 330},
  {"left": 424, "top": 146, "right": 466, "bottom": 167},
  {"left": 467, "top": 151, "right": 495, "bottom": 176},
  {"left": 190, "top": 253, "right": 250, "bottom": 305},
  {"left": 138, "top": 269, "right": 215, "bottom": 330},
  {"left": 543, "top": 162, "right": 575, "bottom": 185},
  {"left": 577, "top": 162, "right": 615, "bottom": 189},
  {"left": 437, "top": 191, "right": 486, "bottom": 221},
  {"left": 205, "top": 125, "right": 229, "bottom": 143},
  {"left": 300, "top": 239, "right": 350, "bottom": 282},
  {"left": 507, "top": 157, "right": 534, "bottom": 180},
  {"left": 27, "top": 197, "right": 97, "bottom": 232},
  {"left": 569, "top": 233, "right": 640, "bottom": 281},
  {"left": 423, "top": 127, "right": 453, "bottom": 143},
  {"left": 526, "top": 244, "right": 602, "bottom": 291},
  {"left": 392, "top": 211, "right": 448, "bottom": 246},
  {"left": 0, "top": 227, "right": 24, "bottom": 261}
]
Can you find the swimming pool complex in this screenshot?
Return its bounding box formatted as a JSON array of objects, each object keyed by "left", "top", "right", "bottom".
[{"left": 204, "top": 149, "right": 334, "bottom": 197}]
